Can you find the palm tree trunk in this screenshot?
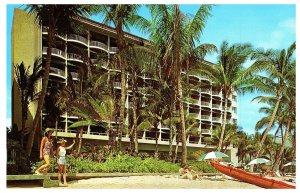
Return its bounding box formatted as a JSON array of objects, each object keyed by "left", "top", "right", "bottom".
[
  {"left": 255, "top": 96, "right": 281, "bottom": 157},
  {"left": 118, "top": 55, "right": 126, "bottom": 151},
  {"left": 132, "top": 77, "right": 138, "bottom": 154},
  {"left": 173, "top": 133, "right": 179, "bottom": 163},
  {"left": 218, "top": 95, "right": 228, "bottom": 151},
  {"left": 20, "top": 95, "right": 25, "bottom": 149},
  {"left": 177, "top": 76, "right": 187, "bottom": 165},
  {"left": 154, "top": 123, "right": 159, "bottom": 158},
  {"left": 291, "top": 129, "right": 296, "bottom": 161},
  {"left": 78, "top": 128, "right": 83, "bottom": 153},
  {"left": 168, "top": 108, "right": 173, "bottom": 161},
  {"left": 115, "top": 19, "right": 126, "bottom": 151},
  {"left": 273, "top": 118, "right": 292, "bottom": 171},
  {"left": 26, "top": 27, "right": 54, "bottom": 156}
]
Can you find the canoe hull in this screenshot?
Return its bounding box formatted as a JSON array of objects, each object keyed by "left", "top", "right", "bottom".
[{"left": 210, "top": 160, "right": 295, "bottom": 189}]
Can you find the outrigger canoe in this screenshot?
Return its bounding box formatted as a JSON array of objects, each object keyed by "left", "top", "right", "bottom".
[{"left": 210, "top": 160, "right": 295, "bottom": 189}]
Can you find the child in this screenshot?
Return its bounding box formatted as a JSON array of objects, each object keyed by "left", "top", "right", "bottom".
[{"left": 56, "top": 138, "right": 75, "bottom": 186}]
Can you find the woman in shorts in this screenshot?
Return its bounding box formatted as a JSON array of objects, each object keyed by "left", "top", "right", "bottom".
[{"left": 56, "top": 138, "right": 75, "bottom": 186}]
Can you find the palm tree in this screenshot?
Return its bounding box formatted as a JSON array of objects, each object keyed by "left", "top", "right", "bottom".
[
  {"left": 195, "top": 41, "right": 253, "bottom": 151},
  {"left": 247, "top": 42, "right": 296, "bottom": 157},
  {"left": 69, "top": 94, "right": 116, "bottom": 151},
  {"left": 203, "top": 124, "right": 239, "bottom": 152},
  {"left": 123, "top": 45, "right": 155, "bottom": 153},
  {"left": 236, "top": 131, "right": 254, "bottom": 163},
  {"left": 98, "top": 5, "right": 146, "bottom": 150},
  {"left": 14, "top": 58, "right": 43, "bottom": 149},
  {"left": 147, "top": 4, "right": 215, "bottom": 165},
  {"left": 273, "top": 64, "right": 295, "bottom": 171},
  {"left": 25, "top": 5, "right": 93, "bottom": 156}
]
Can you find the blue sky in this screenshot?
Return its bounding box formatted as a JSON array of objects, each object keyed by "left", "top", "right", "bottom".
[{"left": 6, "top": 4, "right": 296, "bottom": 134}]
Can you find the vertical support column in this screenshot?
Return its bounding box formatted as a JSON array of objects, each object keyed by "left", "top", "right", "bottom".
[
  {"left": 87, "top": 30, "right": 90, "bottom": 61},
  {"left": 64, "top": 113, "right": 68, "bottom": 133},
  {"left": 64, "top": 36, "right": 68, "bottom": 133},
  {"left": 187, "top": 135, "right": 190, "bottom": 144},
  {"left": 107, "top": 36, "right": 110, "bottom": 67},
  {"left": 158, "top": 125, "right": 162, "bottom": 141},
  {"left": 87, "top": 125, "right": 91, "bottom": 135},
  {"left": 142, "top": 131, "right": 146, "bottom": 140}
]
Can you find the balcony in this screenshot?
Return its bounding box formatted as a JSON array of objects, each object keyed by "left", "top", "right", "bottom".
[
  {"left": 56, "top": 129, "right": 108, "bottom": 137},
  {"left": 201, "top": 101, "right": 210, "bottom": 107},
  {"left": 201, "top": 115, "right": 210, "bottom": 120},
  {"left": 212, "top": 117, "right": 221, "bottom": 122},
  {"left": 90, "top": 41, "right": 108, "bottom": 51},
  {"left": 212, "top": 90, "right": 220, "bottom": 95},
  {"left": 43, "top": 47, "right": 65, "bottom": 59},
  {"left": 201, "top": 129, "right": 211, "bottom": 134},
  {"left": 67, "top": 34, "right": 88, "bottom": 45},
  {"left": 49, "top": 67, "right": 65, "bottom": 78},
  {"left": 126, "top": 102, "right": 133, "bottom": 108},
  {"left": 70, "top": 72, "right": 79, "bottom": 80},
  {"left": 68, "top": 53, "right": 83, "bottom": 62},
  {"left": 212, "top": 104, "right": 221, "bottom": 109},
  {"left": 110, "top": 47, "right": 118, "bottom": 53},
  {"left": 114, "top": 82, "right": 121, "bottom": 88},
  {"left": 201, "top": 88, "right": 211, "bottom": 94}
]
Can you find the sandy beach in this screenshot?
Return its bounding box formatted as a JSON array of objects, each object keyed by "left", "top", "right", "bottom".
[{"left": 55, "top": 175, "right": 263, "bottom": 189}]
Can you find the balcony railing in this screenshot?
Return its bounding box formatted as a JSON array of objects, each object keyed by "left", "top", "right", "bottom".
[
  {"left": 201, "top": 101, "right": 210, "bottom": 107},
  {"left": 212, "top": 117, "right": 221, "bottom": 122},
  {"left": 114, "top": 82, "right": 121, "bottom": 88},
  {"left": 212, "top": 90, "right": 221, "bottom": 95},
  {"left": 70, "top": 72, "right": 79, "bottom": 80},
  {"left": 201, "top": 88, "right": 211, "bottom": 94},
  {"left": 49, "top": 67, "right": 65, "bottom": 77},
  {"left": 201, "top": 115, "right": 210, "bottom": 120},
  {"left": 68, "top": 34, "right": 88, "bottom": 45},
  {"left": 56, "top": 129, "right": 108, "bottom": 136},
  {"left": 110, "top": 47, "right": 118, "bottom": 53},
  {"left": 201, "top": 129, "right": 211, "bottom": 134},
  {"left": 127, "top": 102, "right": 133, "bottom": 108},
  {"left": 68, "top": 53, "right": 83, "bottom": 62},
  {"left": 90, "top": 41, "right": 108, "bottom": 50},
  {"left": 212, "top": 104, "right": 221, "bottom": 109},
  {"left": 43, "top": 47, "right": 65, "bottom": 58}
]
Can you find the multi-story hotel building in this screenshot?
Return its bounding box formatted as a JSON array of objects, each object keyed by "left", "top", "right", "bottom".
[{"left": 12, "top": 8, "right": 238, "bottom": 162}]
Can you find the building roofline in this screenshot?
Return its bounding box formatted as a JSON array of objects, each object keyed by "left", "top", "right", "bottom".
[{"left": 76, "top": 16, "right": 150, "bottom": 45}]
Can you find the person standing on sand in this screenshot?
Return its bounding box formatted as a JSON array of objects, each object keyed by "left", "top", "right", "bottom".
[
  {"left": 35, "top": 128, "right": 54, "bottom": 175},
  {"left": 56, "top": 138, "right": 75, "bottom": 186}
]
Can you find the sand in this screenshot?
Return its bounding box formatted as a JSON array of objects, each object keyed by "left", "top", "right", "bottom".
[{"left": 56, "top": 175, "right": 263, "bottom": 189}]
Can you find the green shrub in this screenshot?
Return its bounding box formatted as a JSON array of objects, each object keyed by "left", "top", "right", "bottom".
[
  {"left": 187, "top": 150, "right": 205, "bottom": 161},
  {"left": 187, "top": 160, "right": 218, "bottom": 173},
  {"left": 33, "top": 154, "right": 180, "bottom": 174}
]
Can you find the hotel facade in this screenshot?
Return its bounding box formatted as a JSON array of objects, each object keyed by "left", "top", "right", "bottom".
[{"left": 12, "top": 8, "right": 238, "bottom": 162}]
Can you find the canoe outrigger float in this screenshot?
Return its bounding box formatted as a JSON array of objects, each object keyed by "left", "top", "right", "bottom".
[{"left": 210, "top": 160, "right": 296, "bottom": 189}]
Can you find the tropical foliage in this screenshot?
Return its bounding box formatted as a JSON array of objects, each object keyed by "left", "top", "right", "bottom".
[{"left": 13, "top": 4, "right": 296, "bottom": 174}]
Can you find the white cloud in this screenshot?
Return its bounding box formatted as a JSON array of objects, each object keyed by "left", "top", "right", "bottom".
[
  {"left": 278, "top": 18, "right": 296, "bottom": 33},
  {"left": 257, "top": 17, "right": 295, "bottom": 49}
]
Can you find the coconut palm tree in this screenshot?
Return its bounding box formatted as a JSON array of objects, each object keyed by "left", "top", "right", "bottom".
[
  {"left": 25, "top": 5, "right": 93, "bottom": 156},
  {"left": 98, "top": 5, "right": 147, "bottom": 150},
  {"left": 247, "top": 42, "right": 296, "bottom": 157},
  {"left": 146, "top": 4, "right": 215, "bottom": 165},
  {"left": 203, "top": 124, "right": 239, "bottom": 152},
  {"left": 194, "top": 41, "right": 253, "bottom": 151},
  {"left": 273, "top": 65, "right": 295, "bottom": 171},
  {"left": 69, "top": 94, "right": 116, "bottom": 151},
  {"left": 14, "top": 58, "right": 43, "bottom": 149}
]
